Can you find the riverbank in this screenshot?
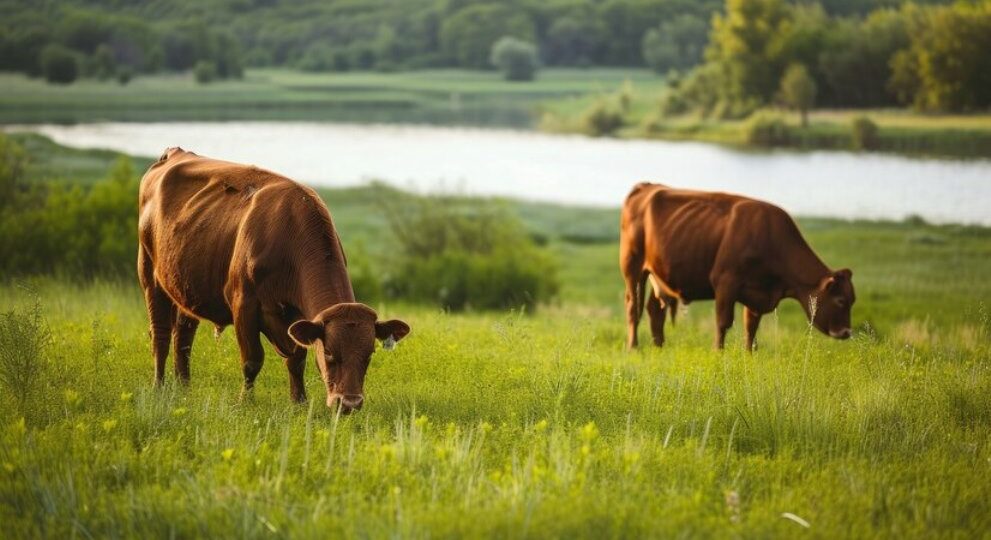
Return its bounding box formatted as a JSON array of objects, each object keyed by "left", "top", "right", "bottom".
[{"left": 539, "top": 92, "right": 991, "bottom": 159}]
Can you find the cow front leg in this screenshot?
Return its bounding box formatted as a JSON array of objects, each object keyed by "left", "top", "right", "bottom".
[
  {"left": 233, "top": 301, "right": 264, "bottom": 396},
  {"left": 285, "top": 349, "right": 308, "bottom": 403},
  {"left": 172, "top": 313, "right": 199, "bottom": 384},
  {"left": 713, "top": 277, "right": 739, "bottom": 350},
  {"left": 645, "top": 293, "right": 667, "bottom": 347},
  {"left": 744, "top": 308, "right": 762, "bottom": 352}
]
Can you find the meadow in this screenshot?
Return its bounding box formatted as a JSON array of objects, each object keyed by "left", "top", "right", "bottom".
[
  {"left": 0, "top": 68, "right": 665, "bottom": 127},
  {"left": 2, "top": 139, "right": 990, "bottom": 537}
]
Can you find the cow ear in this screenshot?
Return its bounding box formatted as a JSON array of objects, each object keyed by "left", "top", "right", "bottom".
[
  {"left": 375, "top": 319, "right": 410, "bottom": 349},
  {"left": 288, "top": 320, "right": 323, "bottom": 347}
]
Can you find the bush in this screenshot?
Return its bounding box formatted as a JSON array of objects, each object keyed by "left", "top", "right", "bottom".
[
  {"left": 743, "top": 111, "right": 792, "bottom": 147},
  {"left": 0, "top": 155, "right": 139, "bottom": 278},
  {"left": 383, "top": 196, "right": 558, "bottom": 312},
  {"left": 39, "top": 44, "right": 79, "bottom": 84},
  {"left": 0, "top": 297, "right": 51, "bottom": 417},
  {"left": 116, "top": 66, "right": 133, "bottom": 85},
  {"left": 851, "top": 116, "right": 880, "bottom": 151},
  {"left": 489, "top": 36, "right": 539, "bottom": 81},
  {"left": 193, "top": 60, "right": 217, "bottom": 84},
  {"left": 581, "top": 98, "right": 625, "bottom": 137}
]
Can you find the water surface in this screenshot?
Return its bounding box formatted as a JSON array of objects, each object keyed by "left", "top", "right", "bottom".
[{"left": 16, "top": 122, "right": 991, "bottom": 225}]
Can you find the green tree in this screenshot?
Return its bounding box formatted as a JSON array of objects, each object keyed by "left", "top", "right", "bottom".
[
  {"left": 819, "top": 9, "right": 908, "bottom": 107},
  {"left": 544, "top": 16, "right": 599, "bottom": 67},
  {"left": 490, "top": 36, "right": 539, "bottom": 81},
  {"left": 779, "top": 63, "right": 817, "bottom": 126},
  {"left": 91, "top": 43, "right": 116, "bottom": 80},
  {"left": 39, "top": 44, "right": 79, "bottom": 84},
  {"left": 891, "top": 2, "right": 991, "bottom": 111},
  {"left": 440, "top": 4, "right": 535, "bottom": 69},
  {"left": 707, "top": 0, "right": 792, "bottom": 112},
  {"left": 641, "top": 14, "right": 708, "bottom": 74}
]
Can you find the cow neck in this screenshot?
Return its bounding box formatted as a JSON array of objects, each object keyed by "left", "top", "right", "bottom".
[
  {"left": 293, "top": 235, "right": 356, "bottom": 320},
  {"left": 782, "top": 242, "right": 831, "bottom": 321}
]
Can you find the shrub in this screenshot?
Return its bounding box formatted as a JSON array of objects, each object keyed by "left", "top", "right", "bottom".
[
  {"left": 581, "top": 98, "right": 624, "bottom": 137},
  {"left": 193, "top": 60, "right": 217, "bottom": 84},
  {"left": 383, "top": 195, "right": 558, "bottom": 312},
  {"left": 744, "top": 111, "right": 792, "bottom": 147},
  {"left": 851, "top": 116, "right": 879, "bottom": 151},
  {"left": 489, "top": 36, "right": 539, "bottom": 81},
  {"left": 0, "top": 297, "right": 51, "bottom": 417},
  {"left": 116, "top": 66, "right": 133, "bottom": 85},
  {"left": 0, "top": 155, "right": 139, "bottom": 278},
  {"left": 39, "top": 44, "right": 79, "bottom": 84}
]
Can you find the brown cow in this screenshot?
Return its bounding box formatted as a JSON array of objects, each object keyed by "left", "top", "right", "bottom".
[
  {"left": 620, "top": 182, "right": 855, "bottom": 351},
  {"left": 138, "top": 147, "right": 409, "bottom": 413}
]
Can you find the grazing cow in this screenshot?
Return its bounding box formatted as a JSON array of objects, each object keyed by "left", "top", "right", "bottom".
[
  {"left": 620, "top": 182, "right": 855, "bottom": 351},
  {"left": 138, "top": 147, "right": 409, "bottom": 413}
]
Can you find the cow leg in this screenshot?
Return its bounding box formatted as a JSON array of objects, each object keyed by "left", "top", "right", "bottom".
[
  {"left": 261, "top": 310, "right": 308, "bottom": 404},
  {"left": 172, "top": 313, "right": 199, "bottom": 383},
  {"left": 645, "top": 293, "right": 667, "bottom": 347},
  {"left": 285, "top": 349, "right": 308, "bottom": 403},
  {"left": 232, "top": 298, "right": 264, "bottom": 395},
  {"left": 620, "top": 243, "right": 646, "bottom": 349},
  {"left": 744, "top": 308, "right": 762, "bottom": 352},
  {"left": 139, "top": 247, "right": 175, "bottom": 386},
  {"left": 713, "top": 277, "right": 739, "bottom": 350}
]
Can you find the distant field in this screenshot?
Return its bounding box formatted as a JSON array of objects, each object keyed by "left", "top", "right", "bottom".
[{"left": 0, "top": 68, "right": 664, "bottom": 127}]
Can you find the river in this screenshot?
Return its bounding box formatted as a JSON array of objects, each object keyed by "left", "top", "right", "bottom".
[{"left": 13, "top": 121, "right": 991, "bottom": 225}]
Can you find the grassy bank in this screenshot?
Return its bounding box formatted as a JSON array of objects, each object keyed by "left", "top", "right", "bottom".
[
  {"left": 0, "top": 68, "right": 664, "bottom": 128},
  {"left": 540, "top": 90, "right": 991, "bottom": 159},
  {"left": 2, "top": 138, "right": 991, "bottom": 537}
]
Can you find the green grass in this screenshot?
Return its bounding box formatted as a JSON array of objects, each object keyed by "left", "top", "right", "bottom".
[
  {"left": 0, "top": 68, "right": 665, "bottom": 127},
  {"left": 2, "top": 183, "right": 991, "bottom": 537},
  {"left": 2, "top": 136, "right": 990, "bottom": 537}
]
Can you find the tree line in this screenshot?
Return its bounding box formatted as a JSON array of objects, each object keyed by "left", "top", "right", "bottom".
[
  {"left": 660, "top": 0, "right": 991, "bottom": 115},
  {"left": 2, "top": 0, "right": 986, "bottom": 112},
  {"left": 0, "top": 1, "right": 948, "bottom": 80}
]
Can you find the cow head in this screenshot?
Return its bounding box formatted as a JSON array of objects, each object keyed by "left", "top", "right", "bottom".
[
  {"left": 810, "top": 268, "right": 856, "bottom": 339},
  {"left": 288, "top": 303, "right": 410, "bottom": 414}
]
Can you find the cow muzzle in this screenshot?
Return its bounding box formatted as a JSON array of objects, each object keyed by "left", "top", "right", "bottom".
[
  {"left": 327, "top": 393, "right": 364, "bottom": 414},
  {"left": 830, "top": 328, "right": 852, "bottom": 339}
]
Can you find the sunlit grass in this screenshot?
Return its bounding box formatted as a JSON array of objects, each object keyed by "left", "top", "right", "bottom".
[{"left": 2, "top": 233, "right": 989, "bottom": 538}]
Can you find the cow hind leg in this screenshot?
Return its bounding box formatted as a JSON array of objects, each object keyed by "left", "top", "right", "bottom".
[
  {"left": 143, "top": 285, "right": 176, "bottom": 386},
  {"left": 139, "top": 247, "right": 176, "bottom": 386},
  {"left": 172, "top": 313, "right": 199, "bottom": 383},
  {"left": 645, "top": 293, "right": 667, "bottom": 347}
]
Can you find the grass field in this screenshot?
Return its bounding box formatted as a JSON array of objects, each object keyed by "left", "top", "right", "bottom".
[
  {"left": 2, "top": 139, "right": 990, "bottom": 537},
  {"left": 0, "top": 68, "right": 665, "bottom": 127}
]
